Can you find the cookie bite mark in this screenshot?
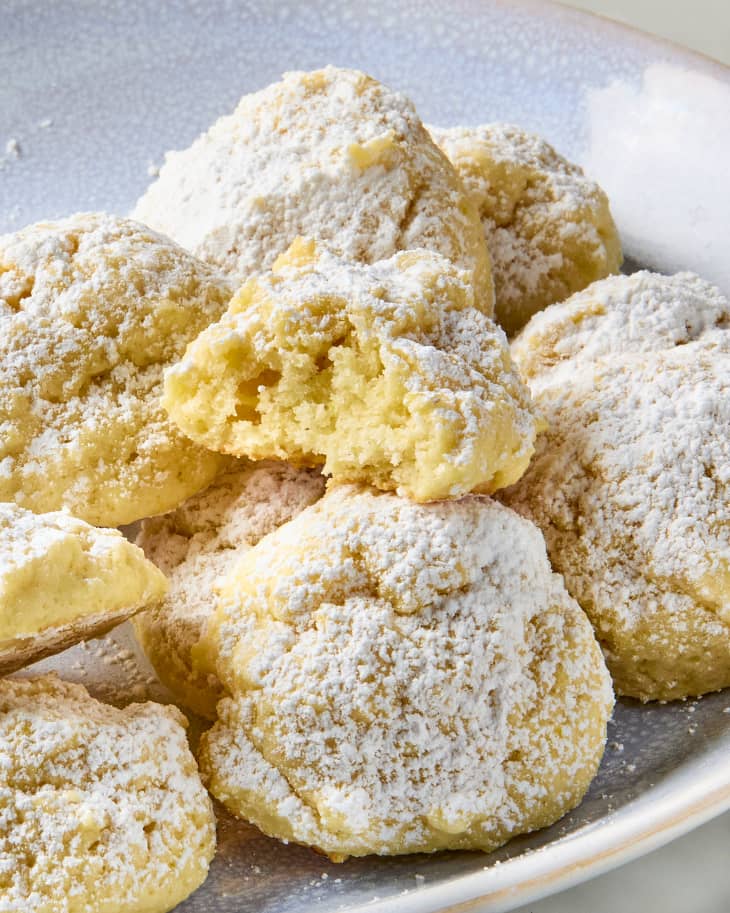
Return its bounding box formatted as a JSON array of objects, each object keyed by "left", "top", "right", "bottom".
[
  {"left": 163, "top": 243, "right": 538, "bottom": 503},
  {"left": 0, "top": 503, "right": 167, "bottom": 674}
]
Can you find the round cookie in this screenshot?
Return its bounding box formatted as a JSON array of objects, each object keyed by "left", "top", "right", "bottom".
[
  {"left": 503, "top": 326, "right": 730, "bottom": 701},
  {"left": 163, "top": 241, "right": 539, "bottom": 503},
  {"left": 512, "top": 270, "right": 729, "bottom": 386},
  {"left": 0, "top": 213, "right": 232, "bottom": 525},
  {"left": 429, "top": 124, "right": 622, "bottom": 335},
  {"left": 133, "top": 66, "right": 493, "bottom": 311},
  {"left": 0, "top": 674, "right": 215, "bottom": 912},
  {"left": 0, "top": 503, "right": 167, "bottom": 675},
  {"left": 134, "top": 460, "right": 326, "bottom": 719},
  {"left": 198, "top": 485, "right": 613, "bottom": 860}
]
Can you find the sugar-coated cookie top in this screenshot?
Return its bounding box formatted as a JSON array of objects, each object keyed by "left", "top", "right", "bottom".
[
  {"left": 503, "top": 287, "right": 730, "bottom": 700},
  {"left": 0, "top": 674, "right": 215, "bottom": 913},
  {"left": 199, "top": 485, "right": 612, "bottom": 858},
  {"left": 512, "top": 270, "right": 729, "bottom": 385},
  {"left": 133, "top": 66, "right": 493, "bottom": 310},
  {"left": 0, "top": 212, "right": 232, "bottom": 525},
  {"left": 430, "top": 123, "right": 621, "bottom": 334}
]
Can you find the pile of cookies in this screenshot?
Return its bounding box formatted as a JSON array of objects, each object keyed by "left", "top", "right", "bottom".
[{"left": 1, "top": 66, "right": 727, "bottom": 911}]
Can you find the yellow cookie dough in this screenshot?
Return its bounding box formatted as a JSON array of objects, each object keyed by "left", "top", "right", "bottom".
[
  {"left": 133, "top": 66, "right": 493, "bottom": 311},
  {"left": 198, "top": 485, "right": 613, "bottom": 860},
  {"left": 134, "top": 460, "right": 325, "bottom": 719},
  {"left": 430, "top": 124, "right": 622, "bottom": 335},
  {"left": 0, "top": 503, "right": 167, "bottom": 675},
  {"left": 163, "top": 242, "right": 538, "bottom": 503},
  {"left": 0, "top": 674, "right": 215, "bottom": 912},
  {"left": 0, "top": 213, "right": 232, "bottom": 525},
  {"left": 503, "top": 282, "right": 730, "bottom": 700}
]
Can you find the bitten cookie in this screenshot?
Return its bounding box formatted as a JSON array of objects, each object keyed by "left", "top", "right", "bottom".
[
  {"left": 133, "top": 66, "right": 493, "bottom": 310},
  {"left": 503, "top": 274, "right": 730, "bottom": 701},
  {"left": 134, "top": 461, "right": 325, "bottom": 719},
  {"left": 198, "top": 485, "right": 612, "bottom": 860},
  {"left": 430, "top": 124, "right": 621, "bottom": 334},
  {"left": 163, "top": 241, "right": 538, "bottom": 503},
  {"left": 0, "top": 503, "right": 167, "bottom": 675},
  {"left": 0, "top": 674, "right": 215, "bottom": 912},
  {"left": 0, "top": 213, "right": 232, "bottom": 525}
]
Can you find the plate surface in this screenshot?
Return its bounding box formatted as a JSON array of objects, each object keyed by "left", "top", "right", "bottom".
[{"left": 2, "top": 1, "right": 730, "bottom": 911}]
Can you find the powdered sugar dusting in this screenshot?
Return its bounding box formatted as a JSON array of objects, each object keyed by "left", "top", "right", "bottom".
[
  {"left": 0, "top": 212, "right": 232, "bottom": 526},
  {"left": 504, "top": 286, "right": 730, "bottom": 700},
  {"left": 134, "top": 460, "right": 326, "bottom": 718},
  {"left": 200, "top": 485, "right": 612, "bottom": 858},
  {"left": 0, "top": 674, "right": 215, "bottom": 911},
  {"left": 132, "top": 66, "right": 492, "bottom": 309},
  {"left": 429, "top": 123, "right": 621, "bottom": 335},
  {"left": 513, "top": 270, "right": 730, "bottom": 388}
]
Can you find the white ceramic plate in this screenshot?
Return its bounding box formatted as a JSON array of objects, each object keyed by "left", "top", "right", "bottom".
[{"left": 2, "top": 2, "right": 730, "bottom": 911}]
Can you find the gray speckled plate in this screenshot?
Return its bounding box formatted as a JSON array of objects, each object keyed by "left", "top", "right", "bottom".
[{"left": 3, "top": 1, "right": 730, "bottom": 911}]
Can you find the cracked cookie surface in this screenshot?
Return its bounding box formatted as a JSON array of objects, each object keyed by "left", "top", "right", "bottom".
[
  {"left": 134, "top": 460, "right": 325, "bottom": 719},
  {"left": 430, "top": 124, "right": 621, "bottom": 334},
  {"left": 0, "top": 674, "right": 215, "bottom": 913},
  {"left": 503, "top": 276, "right": 730, "bottom": 700},
  {"left": 133, "top": 66, "right": 493, "bottom": 311},
  {"left": 0, "top": 212, "right": 232, "bottom": 525},
  {"left": 198, "top": 485, "right": 612, "bottom": 859}
]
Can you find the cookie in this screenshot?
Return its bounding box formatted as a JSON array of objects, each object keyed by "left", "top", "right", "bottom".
[
  {"left": 503, "top": 280, "right": 730, "bottom": 700},
  {"left": 163, "top": 241, "right": 538, "bottom": 503},
  {"left": 134, "top": 461, "right": 325, "bottom": 719},
  {"left": 0, "top": 503, "right": 167, "bottom": 675},
  {"left": 198, "top": 485, "right": 613, "bottom": 859},
  {"left": 430, "top": 124, "right": 622, "bottom": 334},
  {"left": 133, "top": 66, "right": 493, "bottom": 310},
  {"left": 0, "top": 674, "right": 215, "bottom": 912},
  {"left": 0, "top": 212, "right": 232, "bottom": 525},
  {"left": 512, "top": 270, "right": 729, "bottom": 386}
]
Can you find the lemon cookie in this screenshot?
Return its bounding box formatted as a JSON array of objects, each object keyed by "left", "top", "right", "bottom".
[
  {"left": 430, "top": 124, "right": 621, "bottom": 334},
  {"left": 0, "top": 674, "right": 215, "bottom": 912},
  {"left": 0, "top": 213, "right": 232, "bottom": 525},
  {"left": 135, "top": 461, "right": 325, "bottom": 719},
  {"left": 0, "top": 503, "right": 167, "bottom": 675},
  {"left": 163, "top": 242, "right": 538, "bottom": 503},
  {"left": 198, "top": 485, "right": 613, "bottom": 859},
  {"left": 503, "top": 325, "right": 730, "bottom": 701},
  {"left": 512, "top": 270, "right": 729, "bottom": 386},
  {"left": 133, "top": 66, "right": 493, "bottom": 310}
]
